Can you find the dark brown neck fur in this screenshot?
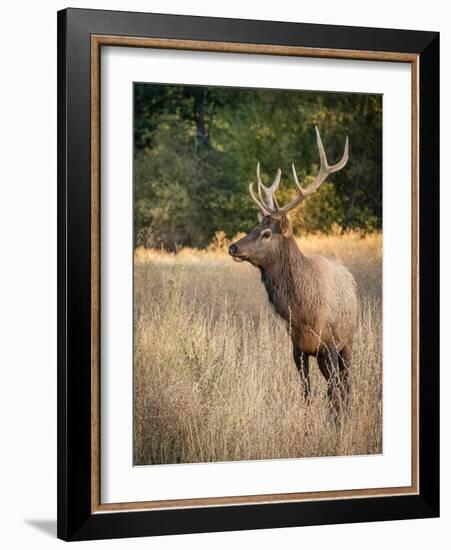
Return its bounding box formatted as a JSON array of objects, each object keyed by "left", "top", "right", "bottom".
[{"left": 259, "top": 236, "right": 319, "bottom": 327}]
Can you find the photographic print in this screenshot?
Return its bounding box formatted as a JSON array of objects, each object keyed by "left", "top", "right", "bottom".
[{"left": 133, "top": 83, "right": 382, "bottom": 466}]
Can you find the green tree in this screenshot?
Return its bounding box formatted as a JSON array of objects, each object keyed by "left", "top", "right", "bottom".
[{"left": 134, "top": 83, "right": 382, "bottom": 248}]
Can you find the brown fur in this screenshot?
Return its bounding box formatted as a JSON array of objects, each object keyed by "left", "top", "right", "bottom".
[
  {"left": 261, "top": 239, "right": 357, "bottom": 355},
  {"left": 229, "top": 214, "right": 358, "bottom": 412}
]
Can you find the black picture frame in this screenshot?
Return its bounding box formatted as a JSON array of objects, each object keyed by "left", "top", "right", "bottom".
[{"left": 57, "top": 7, "right": 439, "bottom": 541}]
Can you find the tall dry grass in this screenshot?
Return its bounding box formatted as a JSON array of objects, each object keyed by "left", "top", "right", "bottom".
[{"left": 133, "top": 231, "right": 382, "bottom": 465}]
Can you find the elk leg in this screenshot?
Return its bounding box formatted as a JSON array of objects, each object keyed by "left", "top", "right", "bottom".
[
  {"left": 293, "top": 347, "right": 310, "bottom": 401},
  {"left": 337, "top": 345, "right": 352, "bottom": 405},
  {"left": 317, "top": 347, "right": 343, "bottom": 417}
]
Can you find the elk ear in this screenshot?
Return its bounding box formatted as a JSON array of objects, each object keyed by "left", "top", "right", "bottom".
[
  {"left": 279, "top": 214, "right": 292, "bottom": 236},
  {"left": 257, "top": 211, "right": 263, "bottom": 223}
]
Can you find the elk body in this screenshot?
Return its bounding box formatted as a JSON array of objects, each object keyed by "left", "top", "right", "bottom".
[{"left": 229, "top": 127, "right": 358, "bottom": 414}]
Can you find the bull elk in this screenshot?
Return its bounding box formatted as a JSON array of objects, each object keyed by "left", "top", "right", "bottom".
[{"left": 229, "top": 127, "right": 357, "bottom": 414}]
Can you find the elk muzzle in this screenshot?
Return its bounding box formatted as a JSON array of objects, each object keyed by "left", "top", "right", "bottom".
[{"left": 228, "top": 243, "right": 247, "bottom": 262}]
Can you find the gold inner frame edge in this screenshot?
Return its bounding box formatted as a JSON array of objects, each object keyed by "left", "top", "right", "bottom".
[{"left": 90, "top": 35, "right": 420, "bottom": 514}]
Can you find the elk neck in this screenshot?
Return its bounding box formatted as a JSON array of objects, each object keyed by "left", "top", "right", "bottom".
[{"left": 259, "top": 235, "right": 317, "bottom": 325}]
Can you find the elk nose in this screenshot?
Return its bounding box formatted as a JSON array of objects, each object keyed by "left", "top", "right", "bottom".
[{"left": 228, "top": 244, "right": 237, "bottom": 256}]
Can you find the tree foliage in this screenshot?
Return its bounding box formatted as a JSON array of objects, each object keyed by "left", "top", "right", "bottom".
[{"left": 134, "top": 83, "right": 382, "bottom": 249}]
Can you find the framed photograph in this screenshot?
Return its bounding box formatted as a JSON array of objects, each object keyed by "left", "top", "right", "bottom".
[{"left": 57, "top": 8, "right": 439, "bottom": 541}]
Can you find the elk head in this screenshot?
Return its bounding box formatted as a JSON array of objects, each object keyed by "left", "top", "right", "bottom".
[{"left": 229, "top": 126, "right": 349, "bottom": 267}]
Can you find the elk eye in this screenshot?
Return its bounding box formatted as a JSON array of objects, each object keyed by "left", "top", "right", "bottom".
[{"left": 261, "top": 230, "right": 272, "bottom": 240}]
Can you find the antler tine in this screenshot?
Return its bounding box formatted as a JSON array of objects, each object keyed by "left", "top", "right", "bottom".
[
  {"left": 255, "top": 163, "right": 281, "bottom": 213},
  {"left": 257, "top": 163, "right": 282, "bottom": 213},
  {"left": 268, "top": 169, "right": 281, "bottom": 211},
  {"left": 249, "top": 181, "right": 273, "bottom": 217},
  {"left": 329, "top": 135, "right": 349, "bottom": 173},
  {"left": 257, "top": 162, "right": 265, "bottom": 204},
  {"left": 291, "top": 163, "right": 307, "bottom": 198},
  {"left": 306, "top": 125, "right": 349, "bottom": 192},
  {"left": 278, "top": 126, "right": 349, "bottom": 215}
]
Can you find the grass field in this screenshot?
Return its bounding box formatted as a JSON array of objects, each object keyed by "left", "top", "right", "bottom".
[{"left": 133, "top": 231, "right": 382, "bottom": 465}]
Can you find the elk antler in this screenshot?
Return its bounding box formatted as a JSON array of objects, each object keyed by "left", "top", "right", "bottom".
[
  {"left": 249, "top": 126, "right": 349, "bottom": 218},
  {"left": 257, "top": 162, "right": 281, "bottom": 211},
  {"left": 248, "top": 163, "right": 282, "bottom": 217},
  {"left": 281, "top": 126, "right": 349, "bottom": 215}
]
